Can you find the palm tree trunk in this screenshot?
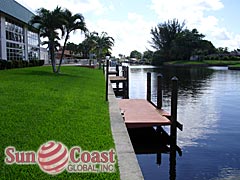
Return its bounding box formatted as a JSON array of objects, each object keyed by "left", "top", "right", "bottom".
[
  {"left": 57, "top": 34, "right": 69, "bottom": 73},
  {"left": 50, "top": 42, "right": 57, "bottom": 73}
]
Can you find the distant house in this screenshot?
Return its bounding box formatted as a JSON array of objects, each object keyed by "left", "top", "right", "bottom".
[
  {"left": 55, "top": 47, "right": 83, "bottom": 64},
  {"left": 0, "top": 0, "right": 40, "bottom": 61}
]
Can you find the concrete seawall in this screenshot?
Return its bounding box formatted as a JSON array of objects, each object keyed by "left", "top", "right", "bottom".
[{"left": 108, "top": 81, "right": 144, "bottom": 180}]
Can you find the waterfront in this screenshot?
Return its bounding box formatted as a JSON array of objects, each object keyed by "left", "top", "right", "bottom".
[{"left": 128, "top": 65, "right": 240, "bottom": 180}]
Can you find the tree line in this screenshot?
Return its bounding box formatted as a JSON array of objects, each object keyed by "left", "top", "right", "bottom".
[
  {"left": 130, "top": 19, "right": 239, "bottom": 65},
  {"left": 30, "top": 7, "right": 114, "bottom": 73}
]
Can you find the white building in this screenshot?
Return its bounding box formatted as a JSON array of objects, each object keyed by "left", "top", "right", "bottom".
[{"left": 0, "top": 0, "right": 41, "bottom": 61}]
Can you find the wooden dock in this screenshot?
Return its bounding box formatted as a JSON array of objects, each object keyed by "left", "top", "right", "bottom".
[
  {"left": 105, "top": 59, "right": 183, "bottom": 159},
  {"left": 118, "top": 99, "right": 171, "bottom": 128},
  {"left": 105, "top": 60, "right": 129, "bottom": 99}
]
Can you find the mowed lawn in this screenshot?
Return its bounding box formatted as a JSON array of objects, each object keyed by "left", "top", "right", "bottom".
[{"left": 0, "top": 66, "right": 119, "bottom": 179}]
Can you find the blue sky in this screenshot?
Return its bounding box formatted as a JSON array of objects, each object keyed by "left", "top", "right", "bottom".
[{"left": 16, "top": 0, "right": 240, "bottom": 57}]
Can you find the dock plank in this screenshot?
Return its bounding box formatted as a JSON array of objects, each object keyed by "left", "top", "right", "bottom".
[
  {"left": 110, "top": 76, "right": 127, "bottom": 82},
  {"left": 118, "top": 99, "right": 171, "bottom": 128}
]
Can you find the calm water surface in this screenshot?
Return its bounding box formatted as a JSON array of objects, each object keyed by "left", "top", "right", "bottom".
[{"left": 128, "top": 65, "right": 240, "bottom": 180}]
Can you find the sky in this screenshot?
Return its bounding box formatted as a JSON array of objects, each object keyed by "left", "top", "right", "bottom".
[{"left": 16, "top": 0, "right": 240, "bottom": 57}]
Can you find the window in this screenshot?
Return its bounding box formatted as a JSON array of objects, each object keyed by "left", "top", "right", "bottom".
[
  {"left": 5, "top": 18, "right": 25, "bottom": 60},
  {"left": 28, "top": 31, "right": 39, "bottom": 46},
  {"left": 7, "top": 42, "right": 25, "bottom": 60},
  {"left": 5, "top": 19, "right": 24, "bottom": 43},
  {"left": 28, "top": 31, "right": 39, "bottom": 60}
]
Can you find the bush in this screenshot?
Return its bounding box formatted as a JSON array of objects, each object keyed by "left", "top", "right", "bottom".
[
  {"left": 0, "top": 59, "right": 44, "bottom": 70},
  {"left": 223, "top": 56, "right": 229, "bottom": 60},
  {"left": 0, "top": 60, "right": 7, "bottom": 70}
]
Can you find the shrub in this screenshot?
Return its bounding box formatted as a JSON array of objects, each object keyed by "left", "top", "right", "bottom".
[{"left": 223, "top": 56, "right": 229, "bottom": 60}]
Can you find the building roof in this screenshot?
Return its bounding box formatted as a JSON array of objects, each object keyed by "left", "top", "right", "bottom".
[{"left": 0, "top": 0, "right": 35, "bottom": 25}]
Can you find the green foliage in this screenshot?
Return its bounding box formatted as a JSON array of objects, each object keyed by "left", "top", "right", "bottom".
[
  {"left": 130, "top": 50, "right": 142, "bottom": 59},
  {"left": 150, "top": 19, "right": 185, "bottom": 61},
  {"left": 0, "top": 66, "right": 120, "bottom": 179},
  {"left": 151, "top": 50, "right": 166, "bottom": 65},
  {"left": 0, "top": 60, "right": 44, "bottom": 70},
  {"left": 150, "top": 19, "right": 217, "bottom": 63},
  {"left": 80, "top": 31, "right": 114, "bottom": 60},
  {"left": 57, "top": 9, "right": 87, "bottom": 73}
]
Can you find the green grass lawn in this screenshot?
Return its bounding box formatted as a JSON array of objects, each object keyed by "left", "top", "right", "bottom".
[
  {"left": 228, "top": 64, "right": 240, "bottom": 67},
  {"left": 0, "top": 66, "right": 119, "bottom": 179}
]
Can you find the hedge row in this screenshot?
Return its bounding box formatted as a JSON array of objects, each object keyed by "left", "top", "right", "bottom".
[
  {"left": 204, "top": 55, "right": 240, "bottom": 61},
  {"left": 0, "top": 60, "right": 45, "bottom": 70}
]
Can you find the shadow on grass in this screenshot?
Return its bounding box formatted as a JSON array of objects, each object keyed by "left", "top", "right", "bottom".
[{"left": 15, "top": 70, "right": 83, "bottom": 78}]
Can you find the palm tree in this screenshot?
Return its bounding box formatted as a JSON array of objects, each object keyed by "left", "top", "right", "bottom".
[
  {"left": 78, "top": 31, "right": 114, "bottom": 67},
  {"left": 57, "top": 9, "right": 87, "bottom": 73},
  {"left": 77, "top": 31, "right": 98, "bottom": 59},
  {"left": 95, "top": 32, "right": 114, "bottom": 60},
  {"left": 29, "top": 7, "right": 65, "bottom": 73}
]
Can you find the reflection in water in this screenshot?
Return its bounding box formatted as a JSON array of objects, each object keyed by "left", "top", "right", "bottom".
[
  {"left": 129, "top": 65, "right": 240, "bottom": 180},
  {"left": 130, "top": 66, "right": 219, "bottom": 147},
  {"left": 128, "top": 126, "right": 178, "bottom": 180},
  {"left": 210, "top": 167, "right": 240, "bottom": 180}
]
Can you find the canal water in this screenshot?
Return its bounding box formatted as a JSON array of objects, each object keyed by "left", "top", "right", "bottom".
[{"left": 128, "top": 65, "right": 240, "bottom": 180}]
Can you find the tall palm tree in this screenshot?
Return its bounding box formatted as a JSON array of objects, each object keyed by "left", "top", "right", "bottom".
[
  {"left": 57, "top": 9, "right": 87, "bottom": 73},
  {"left": 29, "top": 7, "right": 65, "bottom": 73},
  {"left": 95, "top": 32, "right": 114, "bottom": 59}
]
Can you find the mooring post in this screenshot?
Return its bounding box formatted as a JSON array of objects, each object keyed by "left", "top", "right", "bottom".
[
  {"left": 116, "top": 64, "right": 119, "bottom": 76},
  {"left": 170, "top": 76, "right": 178, "bottom": 153},
  {"left": 116, "top": 64, "right": 119, "bottom": 91},
  {"left": 157, "top": 74, "right": 163, "bottom": 109},
  {"left": 126, "top": 66, "right": 129, "bottom": 99},
  {"left": 102, "top": 62, "right": 105, "bottom": 74},
  {"left": 105, "top": 60, "right": 109, "bottom": 101},
  {"left": 147, "top": 72, "right": 151, "bottom": 102},
  {"left": 156, "top": 153, "right": 162, "bottom": 166}
]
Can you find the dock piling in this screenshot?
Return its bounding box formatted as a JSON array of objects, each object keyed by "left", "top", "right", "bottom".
[
  {"left": 123, "top": 66, "right": 129, "bottom": 99},
  {"left": 147, "top": 72, "right": 151, "bottom": 102},
  {"left": 105, "top": 60, "right": 109, "bottom": 101},
  {"left": 170, "top": 76, "right": 178, "bottom": 153},
  {"left": 116, "top": 64, "right": 119, "bottom": 76},
  {"left": 157, "top": 74, "right": 163, "bottom": 109}
]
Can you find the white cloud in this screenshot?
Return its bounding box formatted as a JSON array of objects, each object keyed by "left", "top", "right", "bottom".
[
  {"left": 86, "top": 13, "right": 155, "bottom": 56},
  {"left": 150, "top": 0, "right": 240, "bottom": 50},
  {"left": 16, "top": 0, "right": 106, "bottom": 15},
  {"left": 15, "top": 0, "right": 240, "bottom": 55}
]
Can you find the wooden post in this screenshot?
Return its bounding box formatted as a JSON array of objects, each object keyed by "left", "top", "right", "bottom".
[
  {"left": 116, "top": 64, "right": 119, "bottom": 91},
  {"left": 102, "top": 62, "right": 105, "bottom": 74},
  {"left": 116, "top": 64, "right": 119, "bottom": 76},
  {"left": 170, "top": 76, "right": 178, "bottom": 153},
  {"left": 147, "top": 72, "right": 151, "bottom": 102},
  {"left": 126, "top": 66, "right": 129, "bottom": 99},
  {"left": 156, "top": 153, "right": 162, "bottom": 166},
  {"left": 105, "top": 60, "right": 109, "bottom": 101},
  {"left": 123, "top": 66, "right": 129, "bottom": 99},
  {"left": 122, "top": 66, "right": 126, "bottom": 77},
  {"left": 157, "top": 74, "right": 163, "bottom": 109},
  {"left": 169, "top": 147, "right": 177, "bottom": 180}
]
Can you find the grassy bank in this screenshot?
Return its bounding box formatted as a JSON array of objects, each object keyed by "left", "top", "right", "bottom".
[
  {"left": 228, "top": 64, "right": 240, "bottom": 70},
  {"left": 0, "top": 66, "right": 119, "bottom": 179},
  {"left": 164, "top": 60, "right": 240, "bottom": 66}
]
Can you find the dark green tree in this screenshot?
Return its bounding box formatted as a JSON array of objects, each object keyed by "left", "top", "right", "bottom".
[
  {"left": 130, "top": 50, "right": 142, "bottom": 59},
  {"left": 30, "top": 7, "right": 65, "bottom": 73},
  {"left": 171, "top": 28, "right": 205, "bottom": 60},
  {"left": 150, "top": 19, "right": 185, "bottom": 61},
  {"left": 57, "top": 9, "right": 87, "bottom": 73}
]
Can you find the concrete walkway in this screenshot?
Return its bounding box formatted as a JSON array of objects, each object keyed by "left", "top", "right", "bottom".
[{"left": 108, "top": 81, "right": 144, "bottom": 180}]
